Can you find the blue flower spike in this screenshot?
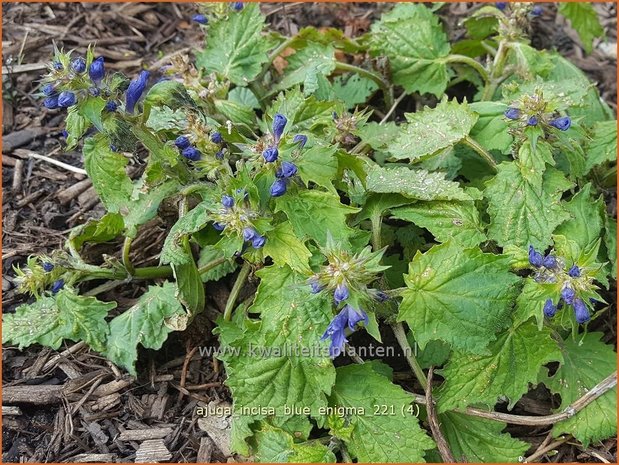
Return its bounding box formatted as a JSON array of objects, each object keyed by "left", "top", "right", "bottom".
[
  {"left": 504, "top": 107, "right": 520, "bottom": 120},
  {"left": 561, "top": 286, "right": 576, "bottom": 305},
  {"left": 272, "top": 113, "right": 287, "bottom": 144},
  {"left": 51, "top": 279, "right": 64, "bottom": 294},
  {"left": 543, "top": 298, "right": 557, "bottom": 317},
  {"left": 270, "top": 179, "right": 287, "bottom": 197},
  {"left": 263, "top": 147, "right": 279, "bottom": 163},
  {"left": 175, "top": 135, "right": 191, "bottom": 150},
  {"left": 334, "top": 283, "right": 349, "bottom": 305},
  {"left": 550, "top": 116, "right": 571, "bottom": 131},
  {"left": 89, "top": 56, "right": 105, "bottom": 83},
  {"left": 568, "top": 265, "right": 581, "bottom": 278},
  {"left": 58, "top": 91, "right": 77, "bottom": 108},
  {"left": 192, "top": 14, "right": 208, "bottom": 24},
  {"left": 71, "top": 57, "right": 86, "bottom": 73},
  {"left": 125, "top": 70, "right": 150, "bottom": 114},
  {"left": 573, "top": 298, "right": 590, "bottom": 324},
  {"left": 528, "top": 245, "right": 543, "bottom": 268},
  {"left": 221, "top": 195, "right": 235, "bottom": 209}
]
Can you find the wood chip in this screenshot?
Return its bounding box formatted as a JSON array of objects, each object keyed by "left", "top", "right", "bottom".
[
  {"left": 196, "top": 436, "right": 215, "bottom": 463},
  {"left": 71, "top": 453, "right": 116, "bottom": 463},
  {"left": 1, "top": 406, "right": 22, "bottom": 416},
  {"left": 135, "top": 439, "right": 172, "bottom": 463},
  {"left": 92, "top": 378, "right": 133, "bottom": 398},
  {"left": 118, "top": 427, "right": 173, "bottom": 441},
  {"left": 3, "top": 384, "right": 64, "bottom": 404}
]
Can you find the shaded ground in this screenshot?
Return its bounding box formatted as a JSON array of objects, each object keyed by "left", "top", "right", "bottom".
[{"left": 2, "top": 2, "right": 617, "bottom": 463}]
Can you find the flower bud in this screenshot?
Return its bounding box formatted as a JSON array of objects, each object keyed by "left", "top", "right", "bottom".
[
  {"left": 495, "top": 2, "right": 507, "bottom": 10},
  {"left": 543, "top": 298, "right": 557, "bottom": 317},
  {"left": 215, "top": 150, "right": 224, "bottom": 160},
  {"left": 528, "top": 245, "right": 543, "bottom": 267},
  {"left": 292, "top": 134, "right": 308, "bottom": 149},
  {"left": 175, "top": 135, "right": 191, "bottom": 150},
  {"left": 104, "top": 101, "right": 118, "bottom": 112},
  {"left": 561, "top": 286, "right": 576, "bottom": 305},
  {"left": 542, "top": 255, "right": 557, "bottom": 269},
  {"left": 43, "top": 95, "right": 59, "bottom": 109},
  {"left": 550, "top": 116, "right": 571, "bottom": 131},
  {"left": 213, "top": 222, "right": 225, "bottom": 231},
  {"left": 192, "top": 14, "right": 208, "bottom": 24},
  {"left": 57, "top": 91, "right": 77, "bottom": 108},
  {"left": 243, "top": 227, "right": 257, "bottom": 241},
  {"left": 89, "top": 87, "right": 100, "bottom": 97},
  {"left": 272, "top": 113, "right": 287, "bottom": 143},
  {"left": 181, "top": 147, "right": 201, "bottom": 161},
  {"left": 279, "top": 161, "right": 298, "bottom": 178},
  {"left": 527, "top": 115, "right": 538, "bottom": 126},
  {"left": 270, "top": 179, "right": 287, "bottom": 197},
  {"left": 42, "top": 83, "right": 55, "bottom": 96},
  {"left": 71, "top": 57, "right": 86, "bottom": 73},
  {"left": 334, "top": 283, "right": 349, "bottom": 305},
  {"left": 89, "top": 56, "right": 105, "bottom": 83},
  {"left": 42, "top": 262, "right": 54, "bottom": 272},
  {"left": 573, "top": 298, "right": 590, "bottom": 324},
  {"left": 263, "top": 147, "right": 279, "bottom": 163},
  {"left": 221, "top": 195, "right": 234, "bottom": 208},
  {"left": 51, "top": 279, "right": 64, "bottom": 294},
  {"left": 252, "top": 235, "right": 266, "bottom": 249},
  {"left": 211, "top": 132, "right": 223, "bottom": 144},
  {"left": 125, "top": 70, "right": 150, "bottom": 114},
  {"left": 504, "top": 107, "right": 520, "bottom": 120},
  {"left": 531, "top": 5, "right": 543, "bottom": 16},
  {"left": 53, "top": 61, "right": 63, "bottom": 71},
  {"left": 567, "top": 265, "right": 581, "bottom": 278},
  {"left": 309, "top": 279, "right": 323, "bottom": 294},
  {"left": 232, "top": 2, "right": 244, "bottom": 10}
]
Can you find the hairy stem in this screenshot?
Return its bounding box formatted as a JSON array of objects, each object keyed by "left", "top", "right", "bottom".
[
  {"left": 462, "top": 136, "right": 498, "bottom": 172},
  {"left": 122, "top": 236, "right": 135, "bottom": 276},
  {"left": 481, "top": 40, "right": 510, "bottom": 101},
  {"left": 334, "top": 61, "right": 394, "bottom": 108},
  {"left": 223, "top": 261, "right": 252, "bottom": 321},
  {"left": 390, "top": 322, "right": 428, "bottom": 390},
  {"left": 445, "top": 54, "right": 490, "bottom": 86}
]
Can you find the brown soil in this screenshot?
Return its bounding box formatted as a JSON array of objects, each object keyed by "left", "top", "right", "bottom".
[{"left": 2, "top": 3, "right": 616, "bottom": 463}]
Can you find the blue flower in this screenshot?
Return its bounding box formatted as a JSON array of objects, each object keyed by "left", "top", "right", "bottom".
[
  {"left": 215, "top": 150, "right": 224, "bottom": 160},
  {"left": 504, "top": 107, "right": 520, "bottom": 119},
  {"left": 263, "top": 147, "right": 279, "bottom": 163},
  {"left": 213, "top": 222, "right": 225, "bottom": 231},
  {"left": 252, "top": 235, "right": 266, "bottom": 249},
  {"left": 232, "top": 2, "right": 244, "bottom": 11},
  {"left": 561, "top": 286, "right": 576, "bottom": 305},
  {"left": 211, "top": 132, "right": 223, "bottom": 144},
  {"left": 543, "top": 298, "right": 557, "bottom": 317},
  {"left": 89, "top": 87, "right": 101, "bottom": 97},
  {"left": 528, "top": 245, "right": 543, "bottom": 267},
  {"left": 276, "top": 161, "right": 297, "bottom": 179},
  {"left": 175, "top": 135, "right": 191, "bottom": 150},
  {"left": 57, "top": 91, "right": 77, "bottom": 108},
  {"left": 53, "top": 61, "right": 63, "bottom": 71},
  {"left": 531, "top": 5, "right": 543, "bottom": 16},
  {"left": 293, "top": 134, "right": 308, "bottom": 149},
  {"left": 321, "top": 305, "right": 369, "bottom": 358},
  {"left": 272, "top": 113, "right": 287, "bottom": 143},
  {"left": 573, "top": 298, "right": 590, "bottom": 324},
  {"left": 568, "top": 265, "right": 581, "bottom": 278},
  {"left": 71, "top": 57, "right": 86, "bottom": 73},
  {"left": 221, "top": 195, "right": 234, "bottom": 208},
  {"left": 527, "top": 115, "right": 538, "bottom": 126},
  {"left": 89, "top": 57, "right": 105, "bottom": 83},
  {"left": 61, "top": 130, "right": 68, "bottom": 139},
  {"left": 243, "top": 227, "right": 257, "bottom": 241},
  {"left": 125, "top": 70, "right": 150, "bottom": 114},
  {"left": 542, "top": 254, "right": 557, "bottom": 269},
  {"left": 334, "top": 283, "right": 349, "bottom": 305},
  {"left": 42, "top": 262, "right": 54, "bottom": 272},
  {"left": 43, "top": 96, "right": 59, "bottom": 109},
  {"left": 496, "top": 2, "right": 507, "bottom": 10},
  {"left": 181, "top": 147, "right": 201, "bottom": 161},
  {"left": 270, "top": 179, "right": 287, "bottom": 197},
  {"left": 42, "top": 83, "right": 55, "bottom": 96},
  {"left": 550, "top": 116, "right": 571, "bottom": 131},
  {"left": 51, "top": 279, "right": 64, "bottom": 294},
  {"left": 192, "top": 14, "right": 208, "bottom": 24},
  {"left": 309, "top": 279, "right": 324, "bottom": 294},
  {"left": 104, "top": 101, "right": 118, "bottom": 112}
]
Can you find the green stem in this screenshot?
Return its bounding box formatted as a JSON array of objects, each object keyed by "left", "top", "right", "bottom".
[
  {"left": 334, "top": 62, "right": 394, "bottom": 108},
  {"left": 445, "top": 54, "right": 490, "bottom": 85},
  {"left": 370, "top": 211, "right": 382, "bottom": 251},
  {"left": 122, "top": 236, "right": 135, "bottom": 276},
  {"left": 481, "top": 40, "right": 510, "bottom": 101},
  {"left": 462, "top": 136, "right": 498, "bottom": 172},
  {"left": 391, "top": 322, "right": 428, "bottom": 390},
  {"left": 198, "top": 256, "right": 227, "bottom": 275},
  {"left": 223, "top": 261, "right": 252, "bottom": 321}
]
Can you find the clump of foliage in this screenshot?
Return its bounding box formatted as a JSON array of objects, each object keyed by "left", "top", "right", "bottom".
[{"left": 4, "top": 2, "right": 616, "bottom": 462}]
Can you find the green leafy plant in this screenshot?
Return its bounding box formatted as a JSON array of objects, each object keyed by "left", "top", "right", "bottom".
[{"left": 4, "top": 2, "right": 616, "bottom": 462}]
